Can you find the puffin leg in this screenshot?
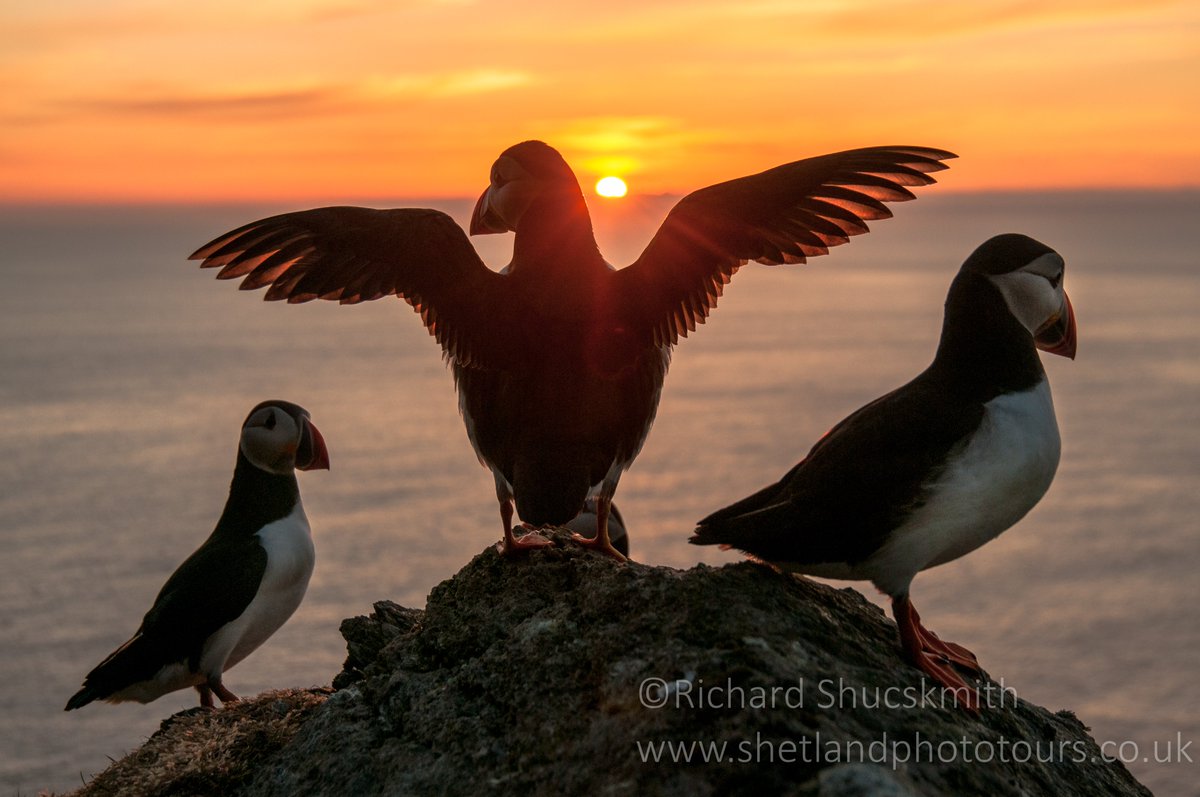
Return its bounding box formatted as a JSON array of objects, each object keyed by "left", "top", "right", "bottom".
[
  {"left": 892, "top": 595, "right": 980, "bottom": 715},
  {"left": 196, "top": 684, "right": 215, "bottom": 709},
  {"left": 494, "top": 492, "right": 552, "bottom": 555},
  {"left": 907, "top": 601, "right": 981, "bottom": 673},
  {"left": 569, "top": 493, "right": 628, "bottom": 562},
  {"left": 210, "top": 679, "right": 240, "bottom": 705}
]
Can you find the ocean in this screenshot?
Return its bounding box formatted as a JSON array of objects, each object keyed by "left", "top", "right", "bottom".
[{"left": 1, "top": 190, "right": 1196, "bottom": 795}]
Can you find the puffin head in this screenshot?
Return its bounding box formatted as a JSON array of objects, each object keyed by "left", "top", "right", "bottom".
[
  {"left": 964, "top": 233, "right": 1077, "bottom": 359},
  {"left": 239, "top": 400, "right": 331, "bottom": 475},
  {"left": 470, "top": 141, "right": 584, "bottom": 236}
]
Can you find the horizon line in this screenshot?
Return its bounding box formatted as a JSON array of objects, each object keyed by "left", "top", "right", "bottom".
[{"left": 3, "top": 184, "right": 1198, "bottom": 210}]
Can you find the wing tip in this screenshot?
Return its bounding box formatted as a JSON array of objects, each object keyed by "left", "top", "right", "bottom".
[
  {"left": 188, "top": 240, "right": 223, "bottom": 261},
  {"left": 64, "top": 689, "right": 92, "bottom": 711},
  {"left": 885, "top": 145, "right": 958, "bottom": 162},
  {"left": 188, "top": 235, "right": 241, "bottom": 263}
]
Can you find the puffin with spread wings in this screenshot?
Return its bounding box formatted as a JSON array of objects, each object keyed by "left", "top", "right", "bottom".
[{"left": 190, "top": 142, "right": 954, "bottom": 560}]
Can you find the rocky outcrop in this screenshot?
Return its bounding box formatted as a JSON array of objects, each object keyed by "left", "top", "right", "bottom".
[
  {"left": 66, "top": 688, "right": 330, "bottom": 797},
  {"left": 70, "top": 531, "right": 1151, "bottom": 796}
]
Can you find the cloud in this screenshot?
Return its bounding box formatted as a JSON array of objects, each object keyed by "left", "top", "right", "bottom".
[
  {"left": 3, "top": 0, "right": 468, "bottom": 42},
  {"left": 64, "top": 87, "right": 344, "bottom": 120},
  {"left": 304, "top": 0, "right": 473, "bottom": 23},
  {"left": 606, "top": 0, "right": 1189, "bottom": 51},
  {"left": 363, "top": 69, "right": 532, "bottom": 99},
  {"left": 553, "top": 116, "right": 696, "bottom": 152},
  {"left": 44, "top": 69, "right": 531, "bottom": 124},
  {"left": 542, "top": 116, "right": 731, "bottom": 179}
]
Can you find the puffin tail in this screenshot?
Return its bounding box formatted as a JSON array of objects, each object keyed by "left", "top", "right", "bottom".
[
  {"left": 65, "top": 686, "right": 101, "bottom": 711},
  {"left": 687, "top": 525, "right": 725, "bottom": 547},
  {"left": 691, "top": 471, "right": 807, "bottom": 555},
  {"left": 691, "top": 475, "right": 792, "bottom": 546},
  {"left": 64, "top": 631, "right": 170, "bottom": 711}
]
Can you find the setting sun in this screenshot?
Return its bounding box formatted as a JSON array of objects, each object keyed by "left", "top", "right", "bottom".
[{"left": 595, "top": 176, "right": 628, "bottom": 198}]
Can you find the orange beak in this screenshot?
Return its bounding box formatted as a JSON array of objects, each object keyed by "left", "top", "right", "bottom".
[
  {"left": 469, "top": 187, "right": 506, "bottom": 235},
  {"left": 296, "top": 418, "right": 331, "bottom": 471},
  {"left": 1035, "top": 292, "right": 1077, "bottom": 360}
]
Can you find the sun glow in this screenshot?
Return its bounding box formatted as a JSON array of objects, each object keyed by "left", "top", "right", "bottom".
[{"left": 595, "top": 176, "right": 628, "bottom": 198}]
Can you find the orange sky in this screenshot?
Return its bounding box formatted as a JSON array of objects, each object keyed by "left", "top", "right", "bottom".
[{"left": 3, "top": 0, "right": 1198, "bottom": 202}]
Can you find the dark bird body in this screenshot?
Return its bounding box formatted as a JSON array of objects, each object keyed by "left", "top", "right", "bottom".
[
  {"left": 692, "top": 234, "right": 1077, "bottom": 711},
  {"left": 66, "top": 401, "right": 330, "bottom": 710},
  {"left": 190, "top": 142, "right": 954, "bottom": 558},
  {"left": 453, "top": 290, "right": 669, "bottom": 529}
]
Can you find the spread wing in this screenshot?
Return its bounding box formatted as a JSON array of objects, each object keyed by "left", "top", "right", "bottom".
[
  {"left": 189, "top": 206, "right": 507, "bottom": 368},
  {"left": 617, "top": 146, "right": 955, "bottom": 347}
]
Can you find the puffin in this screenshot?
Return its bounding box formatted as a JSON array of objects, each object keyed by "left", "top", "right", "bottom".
[
  {"left": 691, "top": 234, "right": 1077, "bottom": 712},
  {"left": 65, "top": 400, "right": 330, "bottom": 710},
  {"left": 188, "top": 142, "right": 954, "bottom": 560}
]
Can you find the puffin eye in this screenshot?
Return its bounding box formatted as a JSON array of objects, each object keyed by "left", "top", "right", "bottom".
[
  {"left": 1047, "top": 272, "right": 1062, "bottom": 289},
  {"left": 264, "top": 411, "right": 277, "bottom": 431}
]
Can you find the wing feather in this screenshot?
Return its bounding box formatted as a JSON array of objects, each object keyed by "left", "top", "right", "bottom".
[
  {"left": 618, "top": 145, "right": 954, "bottom": 346},
  {"left": 190, "top": 206, "right": 506, "bottom": 367}
]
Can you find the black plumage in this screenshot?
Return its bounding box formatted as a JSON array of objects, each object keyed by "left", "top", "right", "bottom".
[{"left": 190, "top": 142, "right": 954, "bottom": 559}]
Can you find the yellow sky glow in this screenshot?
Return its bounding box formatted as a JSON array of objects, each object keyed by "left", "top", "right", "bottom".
[{"left": 2, "top": 0, "right": 1198, "bottom": 202}]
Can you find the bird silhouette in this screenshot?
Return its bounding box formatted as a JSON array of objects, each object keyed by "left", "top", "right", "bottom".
[
  {"left": 693, "top": 234, "right": 1076, "bottom": 711},
  {"left": 66, "top": 401, "right": 329, "bottom": 710},
  {"left": 190, "top": 142, "right": 953, "bottom": 559}
]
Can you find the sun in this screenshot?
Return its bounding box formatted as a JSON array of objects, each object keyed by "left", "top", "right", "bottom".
[{"left": 595, "top": 176, "right": 628, "bottom": 198}]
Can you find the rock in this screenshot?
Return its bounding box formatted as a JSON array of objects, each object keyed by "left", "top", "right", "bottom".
[
  {"left": 68, "top": 688, "right": 330, "bottom": 797},
  {"left": 69, "top": 531, "right": 1152, "bottom": 796}
]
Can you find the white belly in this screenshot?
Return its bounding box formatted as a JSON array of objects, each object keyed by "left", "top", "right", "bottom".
[
  {"left": 102, "top": 506, "right": 315, "bottom": 704},
  {"left": 199, "top": 505, "right": 315, "bottom": 678},
  {"left": 865, "top": 380, "right": 1061, "bottom": 596},
  {"left": 107, "top": 655, "right": 203, "bottom": 704}
]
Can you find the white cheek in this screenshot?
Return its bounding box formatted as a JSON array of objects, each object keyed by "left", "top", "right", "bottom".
[
  {"left": 240, "top": 416, "right": 301, "bottom": 473},
  {"left": 992, "top": 272, "right": 1061, "bottom": 335}
]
